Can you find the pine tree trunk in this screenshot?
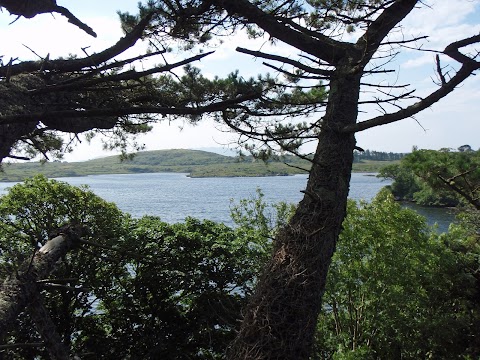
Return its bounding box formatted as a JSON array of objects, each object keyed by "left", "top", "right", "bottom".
[{"left": 229, "top": 67, "right": 361, "bottom": 359}]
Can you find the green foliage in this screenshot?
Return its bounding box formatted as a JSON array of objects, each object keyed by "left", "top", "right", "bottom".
[
  {"left": 230, "top": 188, "right": 296, "bottom": 241},
  {"left": 0, "top": 175, "right": 129, "bottom": 358},
  {"left": 439, "top": 210, "right": 480, "bottom": 358},
  {"left": 403, "top": 148, "right": 480, "bottom": 208},
  {"left": 314, "top": 190, "right": 479, "bottom": 359},
  {"left": 0, "top": 175, "right": 125, "bottom": 274},
  {"left": 0, "top": 176, "right": 273, "bottom": 358},
  {"left": 89, "top": 216, "right": 269, "bottom": 359},
  {"left": 378, "top": 163, "right": 421, "bottom": 201},
  {"left": 1, "top": 175, "right": 479, "bottom": 358},
  {"left": 377, "top": 148, "right": 480, "bottom": 207}
]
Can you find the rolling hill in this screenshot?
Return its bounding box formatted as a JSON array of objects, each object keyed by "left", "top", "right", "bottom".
[{"left": 0, "top": 149, "right": 396, "bottom": 182}]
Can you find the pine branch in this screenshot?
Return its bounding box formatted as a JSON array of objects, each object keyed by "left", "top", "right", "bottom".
[
  {"left": 0, "top": 91, "right": 262, "bottom": 127},
  {"left": 236, "top": 47, "right": 333, "bottom": 76},
  {"left": 355, "top": 0, "right": 418, "bottom": 66},
  {"left": 0, "top": 12, "right": 154, "bottom": 77},
  {"left": 31, "top": 51, "right": 214, "bottom": 94},
  {"left": 212, "top": 0, "right": 349, "bottom": 64}
]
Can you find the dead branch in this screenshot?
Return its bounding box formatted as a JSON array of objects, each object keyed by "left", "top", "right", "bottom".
[
  {"left": 435, "top": 54, "right": 447, "bottom": 85},
  {"left": 27, "top": 291, "right": 70, "bottom": 359},
  {"left": 0, "top": 0, "right": 96, "bottom": 37},
  {"left": 342, "top": 34, "right": 480, "bottom": 133}
]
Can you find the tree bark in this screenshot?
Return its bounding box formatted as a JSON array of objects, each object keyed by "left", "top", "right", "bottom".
[
  {"left": 221, "top": 2, "right": 427, "bottom": 358},
  {"left": 0, "top": 0, "right": 97, "bottom": 36},
  {"left": 0, "top": 226, "right": 83, "bottom": 341},
  {"left": 27, "top": 292, "right": 70, "bottom": 360},
  {"left": 229, "top": 66, "right": 362, "bottom": 359}
]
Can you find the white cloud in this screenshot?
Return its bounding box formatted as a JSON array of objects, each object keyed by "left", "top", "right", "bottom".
[
  {"left": 403, "top": 0, "right": 477, "bottom": 31},
  {"left": 401, "top": 21, "right": 480, "bottom": 69}
]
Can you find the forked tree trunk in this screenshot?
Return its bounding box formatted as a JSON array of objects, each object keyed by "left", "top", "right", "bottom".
[
  {"left": 0, "top": 226, "right": 83, "bottom": 342},
  {"left": 229, "top": 68, "right": 361, "bottom": 359}
]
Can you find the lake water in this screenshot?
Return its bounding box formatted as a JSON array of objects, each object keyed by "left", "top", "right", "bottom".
[{"left": 0, "top": 173, "right": 455, "bottom": 231}]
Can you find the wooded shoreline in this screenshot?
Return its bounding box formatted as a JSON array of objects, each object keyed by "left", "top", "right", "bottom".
[{"left": 0, "top": 149, "right": 397, "bottom": 182}]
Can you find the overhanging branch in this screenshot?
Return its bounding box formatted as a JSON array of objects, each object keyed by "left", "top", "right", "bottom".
[
  {"left": 212, "top": 0, "right": 348, "bottom": 64},
  {"left": 0, "top": 12, "right": 154, "bottom": 77},
  {"left": 31, "top": 51, "right": 215, "bottom": 94},
  {"left": 355, "top": 0, "right": 418, "bottom": 66},
  {"left": 0, "top": 92, "right": 262, "bottom": 127}
]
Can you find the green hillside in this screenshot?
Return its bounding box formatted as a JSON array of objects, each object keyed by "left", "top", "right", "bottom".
[
  {"left": 87, "top": 149, "right": 233, "bottom": 166},
  {"left": 0, "top": 149, "right": 396, "bottom": 181}
]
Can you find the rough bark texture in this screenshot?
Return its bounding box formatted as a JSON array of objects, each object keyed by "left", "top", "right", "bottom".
[
  {"left": 222, "top": 1, "right": 436, "bottom": 358},
  {"left": 229, "top": 66, "right": 362, "bottom": 359},
  {"left": 0, "top": 226, "right": 83, "bottom": 341}
]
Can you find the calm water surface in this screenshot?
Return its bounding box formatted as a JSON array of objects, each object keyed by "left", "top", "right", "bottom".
[{"left": 0, "top": 172, "right": 454, "bottom": 230}]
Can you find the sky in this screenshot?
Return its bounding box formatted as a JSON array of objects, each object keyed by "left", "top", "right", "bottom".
[{"left": 1, "top": 1, "right": 479, "bottom": 161}]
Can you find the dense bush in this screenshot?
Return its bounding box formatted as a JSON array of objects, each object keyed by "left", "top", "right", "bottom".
[
  {"left": 0, "top": 176, "right": 271, "bottom": 359},
  {"left": 315, "top": 190, "right": 480, "bottom": 359}
]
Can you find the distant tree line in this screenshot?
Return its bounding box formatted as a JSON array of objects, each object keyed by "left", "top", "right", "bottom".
[
  {"left": 354, "top": 149, "right": 407, "bottom": 162},
  {"left": 378, "top": 146, "right": 480, "bottom": 208}
]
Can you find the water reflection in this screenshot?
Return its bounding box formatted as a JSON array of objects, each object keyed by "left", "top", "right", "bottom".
[{"left": 401, "top": 202, "right": 457, "bottom": 233}]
